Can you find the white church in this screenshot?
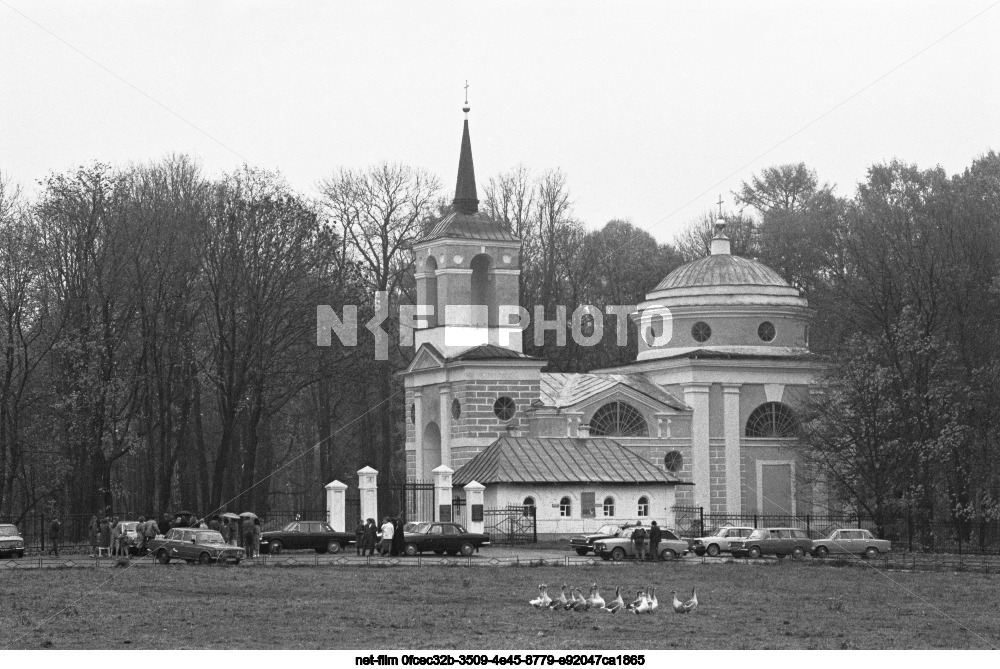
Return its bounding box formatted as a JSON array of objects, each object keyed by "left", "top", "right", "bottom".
[{"left": 402, "top": 106, "right": 826, "bottom": 536}]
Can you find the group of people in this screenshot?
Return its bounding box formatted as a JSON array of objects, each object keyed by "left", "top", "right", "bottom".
[
  {"left": 630, "top": 520, "right": 665, "bottom": 561},
  {"left": 354, "top": 516, "right": 404, "bottom": 556},
  {"left": 82, "top": 512, "right": 263, "bottom": 558}
]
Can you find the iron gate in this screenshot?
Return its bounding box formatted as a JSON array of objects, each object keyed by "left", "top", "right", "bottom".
[
  {"left": 484, "top": 505, "right": 536, "bottom": 544},
  {"left": 377, "top": 481, "right": 435, "bottom": 523}
]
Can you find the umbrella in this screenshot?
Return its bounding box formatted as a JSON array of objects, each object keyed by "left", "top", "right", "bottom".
[
  {"left": 239, "top": 511, "right": 258, "bottom": 520},
  {"left": 174, "top": 510, "right": 195, "bottom": 517},
  {"left": 221, "top": 512, "right": 240, "bottom": 520}
]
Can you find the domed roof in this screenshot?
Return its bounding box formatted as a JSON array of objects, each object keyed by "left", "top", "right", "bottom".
[{"left": 654, "top": 254, "right": 790, "bottom": 291}]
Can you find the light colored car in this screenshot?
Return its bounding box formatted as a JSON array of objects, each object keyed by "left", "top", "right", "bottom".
[
  {"left": 731, "top": 527, "right": 813, "bottom": 559},
  {"left": 569, "top": 523, "right": 632, "bottom": 556},
  {"left": 0, "top": 524, "right": 25, "bottom": 558},
  {"left": 148, "top": 528, "right": 243, "bottom": 565},
  {"left": 594, "top": 526, "right": 689, "bottom": 561},
  {"left": 811, "top": 528, "right": 891, "bottom": 559},
  {"left": 691, "top": 526, "right": 755, "bottom": 557}
]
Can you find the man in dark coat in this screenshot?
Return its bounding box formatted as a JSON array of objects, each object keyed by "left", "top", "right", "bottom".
[
  {"left": 391, "top": 516, "right": 405, "bottom": 556},
  {"left": 48, "top": 517, "right": 61, "bottom": 556},
  {"left": 649, "top": 520, "right": 662, "bottom": 561}
]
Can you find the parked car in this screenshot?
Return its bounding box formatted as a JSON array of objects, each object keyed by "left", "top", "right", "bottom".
[
  {"left": 811, "top": 528, "right": 891, "bottom": 559},
  {"left": 148, "top": 527, "right": 243, "bottom": 565},
  {"left": 594, "top": 526, "right": 689, "bottom": 561},
  {"left": 691, "top": 526, "right": 755, "bottom": 557},
  {"left": 569, "top": 523, "right": 634, "bottom": 556},
  {"left": 0, "top": 524, "right": 25, "bottom": 558},
  {"left": 260, "top": 520, "right": 354, "bottom": 555},
  {"left": 401, "top": 522, "right": 490, "bottom": 556},
  {"left": 730, "top": 527, "right": 813, "bottom": 559}
]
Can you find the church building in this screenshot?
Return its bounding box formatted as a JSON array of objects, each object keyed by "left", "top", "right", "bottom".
[{"left": 401, "top": 106, "right": 826, "bottom": 536}]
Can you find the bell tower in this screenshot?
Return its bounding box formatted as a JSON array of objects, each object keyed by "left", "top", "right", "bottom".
[{"left": 411, "top": 103, "right": 523, "bottom": 356}]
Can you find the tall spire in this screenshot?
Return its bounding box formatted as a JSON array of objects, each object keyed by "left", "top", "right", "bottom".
[{"left": 453, "top": 95, "right": 479, "bottom": 215}]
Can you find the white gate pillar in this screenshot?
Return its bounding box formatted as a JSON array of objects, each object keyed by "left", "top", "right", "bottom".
[
  {"left": 433, "top": 465, "right": 454, "bottom": 522},
  {"left": 325, "top": 480, "right": 348, "bottom": 531},
  {"left": 358, "top": 466, "right": 379, "bottom": 524},
  {"left": 464, "top": 480, "right": 486, "bottom": 534}
]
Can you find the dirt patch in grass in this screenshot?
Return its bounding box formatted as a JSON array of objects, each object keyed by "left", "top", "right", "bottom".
[{"left": 1, "top": 561, "right": 997, "bottom": 649}]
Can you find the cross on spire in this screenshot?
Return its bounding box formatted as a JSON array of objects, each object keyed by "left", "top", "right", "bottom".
[
  {"left": 464, "top": 80, "right": 469, "bottom": 105},
  {"left": 717, "top": 194, "right": 724, "bottom": 218}
]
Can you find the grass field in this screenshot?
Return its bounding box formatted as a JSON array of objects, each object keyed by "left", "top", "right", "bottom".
[{"left": 1, "top": 560, "right": 998, "bottom": 650}]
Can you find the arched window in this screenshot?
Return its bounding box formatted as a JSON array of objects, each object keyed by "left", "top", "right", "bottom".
[
  {"left": 423, "top": 255, "right": 438, "bottom": 328},
  {"left": 522, "top": 497, "right": 535, "bottom": 518},
  {"left": 589, "top": 401, "right": 648, "bottom": 437},
  {"left": 664, "top": 450, "right": 683, "bottom": 473},
  {"left": 470, "top": 253, "right": 493, "bottom": 326},
  {"left": 559, "top": 496, "right": 572, "bottom": 517},
  {"left": 745, "top": 402, "right": 798, "bottom": 438},
  {"left": 602, "top": 497, "right": 615, "bottom": 517},
  {"left": 451, "top": 399, "right": 461, "bottom": 420},
  {"left": 637, "top": 496, "right": 649, "bottom": 517}
]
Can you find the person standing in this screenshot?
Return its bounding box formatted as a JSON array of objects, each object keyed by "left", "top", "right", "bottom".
[
  {"left": 649, "top": 521, "right": 662, "bottom": 562},
  {"left": 361, "top": 518, "right": 377, "bottom": 556},
  {"left": 354, "top": 520, "right": 365, "bottom": 556},
  {"left": 88, "top": 516, "right": 100, "bottom": 557},
  {"left": 391, "top": 516, "right": 405, "bottom": 557},
  {"left": 158, "top": 513, "right": 172, "bottom": 536},
  {"left": 48, "top": 517, "right": 61, "bottom": 556},
  {"left": 208, "top": 515, "right": 222, "bottom": 533},
  {"left": 632, "top": 523, "right": 647, "bottom": 561},
  {"left": 242, "top": 519, "right": 255, "bottom": 559},
  {"left": 115, "top": 520, "right": 129, "bottom": 557},
  {"left": 134, "top": 517, "right": 147, "bottom": 555},
  {"left": 252, "top": 518, "right": 262, "bottom": 558},
  {"left": 379, "top": 517, "right": 394, "bottom": 556},
  {"left": 109, "top": 516, "right": 121, "bottom": 556},
  {"left": 99, "top": 517, "right": 111, "bottom": 557}
]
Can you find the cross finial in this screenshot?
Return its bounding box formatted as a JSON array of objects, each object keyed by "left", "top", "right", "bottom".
[
  {"left": 464, "top": 80, "right": 469, "bottom": 105},
  {"left": 717, "top": 194, "right": 724, "bottom": 218}
]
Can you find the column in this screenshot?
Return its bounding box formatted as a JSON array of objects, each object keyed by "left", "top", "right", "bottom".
[
  {"left": 358, "top": 466, "right": 378, "bottom": 524},
  {"left": 433, "top": 465, "right": 454, "bottom": 522},
  {"left": 439, "top": 385, "right": 452, "bottom": 468},
  {"left": 683, "top": 383, "right": 711, "bottom": 510},
  {"left": 325, "top": 480, "right": 347, "bottom": 531},
  {"left": 723, "top": 384, "right": 742, "bottom": 514},
  {"left": 413, "top": 389, "right": 424, "bottom": 481},
  {"left": 464, "top": 481, "right": 486, "bottom": 534}
]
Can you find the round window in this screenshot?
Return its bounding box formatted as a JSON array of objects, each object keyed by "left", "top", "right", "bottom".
[
  {"left": 691, "top": 321, "right": 712, "bottom": 343},
  {"left": 493, "top": 396, "right": 516, "bottom": 421},
  {"left": 451, "top": 398, "right": 461, "bottom": 420},
  {"left": 758, "top": 321, "right": 776, "bottom": 342},
  {"left": 664, "top": 450, "right": 683, "bottom": 472}
]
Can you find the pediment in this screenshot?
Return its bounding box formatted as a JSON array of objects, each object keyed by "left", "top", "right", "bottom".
[{"left": 405, "top": 344, "right": 447, "bottom": 373}]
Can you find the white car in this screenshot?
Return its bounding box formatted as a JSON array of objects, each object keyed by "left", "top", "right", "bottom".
[
  {"left": 691, "top": 526, "right": 754, "bottom": 557},
  {"left": 0, "top": 524, "right": 25, "bottom": 558}
]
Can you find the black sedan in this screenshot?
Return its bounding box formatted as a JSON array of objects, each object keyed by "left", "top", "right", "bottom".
[
  {"left": 401, "top": 522, "right": 490, "bottom": 556},
  {"left": 260, "top": 520, "right": 354, "bottom": 555}
]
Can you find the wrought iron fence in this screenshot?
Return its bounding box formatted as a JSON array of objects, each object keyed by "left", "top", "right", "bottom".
[
  {"left": 483, "top": 505, "right": 536, "bottom": 544},
  {"left": 377, "top": 481, "right": 435, "bottom": 523}
]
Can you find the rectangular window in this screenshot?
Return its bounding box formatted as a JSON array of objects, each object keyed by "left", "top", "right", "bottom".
[{"left": 581, "top": 492, "right": 596, "bottom": 518}]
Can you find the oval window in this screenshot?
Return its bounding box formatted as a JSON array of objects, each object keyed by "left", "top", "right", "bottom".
[
  {"left": 451, "top": 398, "right": 461, "bottom": 420},
  {"left": 758, "top": 321, "right": 776, "bottom": 342}
]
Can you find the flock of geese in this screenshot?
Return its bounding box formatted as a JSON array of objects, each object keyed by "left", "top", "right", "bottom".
[{"left": 529, "top": 583, "right": 698, "bottom": 615}]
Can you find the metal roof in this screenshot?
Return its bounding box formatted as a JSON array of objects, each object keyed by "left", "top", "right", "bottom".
[
  {"left": 654, "top": 254, "right": 789, "bottom": 291},
  {"left": 418, "top": 210, "right": 518, "bottom": 244},
  {"left": 453, "top": 436, "right": 686, "bottom": 486},
  {"left": 539, "top": 372, "right": 690, "bottom": 411},
  {"left": 450, "top": 344, "right": 543, "bottom": 362}
]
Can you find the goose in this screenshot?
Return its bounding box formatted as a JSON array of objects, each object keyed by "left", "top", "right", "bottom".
[
  {"left": 626, "top": 589, "right": 645, "bottom": 612},
  {"left": 563, "top": 588, "right": 578, "bottom": 611},
  {"left": 591, "top": 584, "right": 606, "bottom": 610},
  {"left": 683, "top": 587, "right": 698, "bottom": 614},
  {"left": 529, "top": 584, "right": 548, "bottom": 609},
  {"left": 633, "top": 591, "right": 651, "bottom": 615},
  {"left": 571, "top": 588, "right": 589, "bottom": 612},
  {"left": 672, "top": 587, "right": 698, "bottom": 614},
  {"left": 605, "top": 586, "right": 624, "bottom": 614},
  {"left": 647, "top": 586, "right": 658, "bottom": 613},
  {"left": 548, "top": 584, "right": 568, "bottom": 610}
]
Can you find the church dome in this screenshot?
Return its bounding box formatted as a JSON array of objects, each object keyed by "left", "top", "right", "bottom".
[{"left": 655, "top": 254, "right": 790, "bottom": 291}]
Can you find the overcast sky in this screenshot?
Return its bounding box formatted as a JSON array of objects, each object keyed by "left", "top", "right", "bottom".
[{"left": 2, "top": 1, "right": 998, "bottom": 243}]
